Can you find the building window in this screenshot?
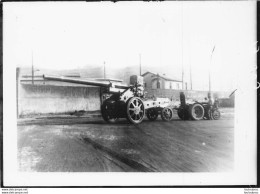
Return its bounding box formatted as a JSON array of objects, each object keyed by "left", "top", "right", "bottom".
[
  {"left": 170, "top": 82, "right": 172, "bottom": 89},
  {"left": 157, "top": 81, "right": 160, "bottom": 89}
]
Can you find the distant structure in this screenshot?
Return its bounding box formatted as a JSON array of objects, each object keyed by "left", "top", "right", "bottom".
[{"left": 142, "top": 71, "right": 183, "bottom": 90}]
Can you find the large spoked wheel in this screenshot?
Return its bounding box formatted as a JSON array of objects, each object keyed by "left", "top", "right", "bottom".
[
  {"left": 101, "top": 101, "right": 118, "bottom": 123},
  {"left": 211, "top": 109, "right": 221, "bottom": 120},
  {"left": 126, "top": 97, "right": 145, "bottom": 124},
  {"left": 161, "top": 107, "right": 173, "bottom": 121},
  {"left": 189, "top": 103, "right": 204, "bottom": 120},
  {"left": 146, "top": 108, "right": 159, "bottom": 121},
  {"left": 177, "top": 108, "right": 190, "bottom": 120}
]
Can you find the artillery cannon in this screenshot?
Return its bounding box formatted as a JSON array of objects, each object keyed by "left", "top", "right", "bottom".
[
  {"left": 43, "top": 75, "right": 173, "bottom": 124},
  {"left": 177, "top": 92, "right": 221, "bottom": 120}
]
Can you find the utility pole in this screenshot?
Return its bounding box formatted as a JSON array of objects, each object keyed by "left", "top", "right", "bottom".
[
  {"left": 188, "top": 31, "right": 192, "bottom": 90},
  {"left": 209, "top": 45, "right": 215, "bottom": 93},
  {"left": 104, "top": 61, "right": 106, "bottom": 79},
  {"left": 139, "top": 54, "right": 142, "bottom": 76},
  {"left": 189, "top": 63, "right": 192, "bottom": 90},
  {"left": 189, "top": 49, "right": 192, "bottom": 90},
  {"left": 181, "top": 2, "right": 184, "bottom": 90}
]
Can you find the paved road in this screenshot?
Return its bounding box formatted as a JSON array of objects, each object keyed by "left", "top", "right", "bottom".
[{"left": 17, "top": 109, "right": 234, "bottom": 172}]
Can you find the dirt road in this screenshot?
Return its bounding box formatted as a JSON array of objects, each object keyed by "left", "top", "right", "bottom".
[{"left": 17, "top": 109, "right": 234, "bottom": 172}]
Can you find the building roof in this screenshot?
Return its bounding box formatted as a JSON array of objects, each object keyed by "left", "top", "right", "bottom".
[{"left": 142, "top": 71, "right": 182, "bottom": 82}]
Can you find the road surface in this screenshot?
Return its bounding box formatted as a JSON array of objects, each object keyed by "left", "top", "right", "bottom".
[{"left": 17, "top": 108, "right": 234, "bottom": 172}]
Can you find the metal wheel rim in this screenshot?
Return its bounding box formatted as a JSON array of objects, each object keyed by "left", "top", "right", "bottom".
[
  {"left": 192, "top": 105, "right": 204, "bottom": 118},
  {"left": 127, "top": 98, "right": 145, "bottom": 123},
  {"left": 162, "top": 108, "right": 172, "bottom": 120},
  {"left": 212, "top": 110, "right": 220, "bottom": 120}
]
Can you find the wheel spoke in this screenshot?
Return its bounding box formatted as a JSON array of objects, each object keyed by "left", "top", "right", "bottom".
[
  {"left": 135, "top": 100, "right": 139, "bottom": 107},
  {"left": 127, "top": 97, "right": 145, "bottom": 124}
]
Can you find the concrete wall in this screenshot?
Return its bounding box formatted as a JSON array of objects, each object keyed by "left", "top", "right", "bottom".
[{"left": 18, "top": 84, "right": 101, "bottom": 116}]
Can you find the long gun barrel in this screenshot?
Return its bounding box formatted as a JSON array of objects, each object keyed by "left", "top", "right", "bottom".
[{"left": 43, "top": 75, "right": 129, "bottom": 89}]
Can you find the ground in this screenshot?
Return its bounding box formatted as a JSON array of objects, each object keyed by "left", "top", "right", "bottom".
[{"left": 17, "top": 108, "right": 234, "bottom": 172}]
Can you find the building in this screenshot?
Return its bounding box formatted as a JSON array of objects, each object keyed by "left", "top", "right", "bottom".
[{"left": 142, "top": 71, "right": 183, "bottom": 90}]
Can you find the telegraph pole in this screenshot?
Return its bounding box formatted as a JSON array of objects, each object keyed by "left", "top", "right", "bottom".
[
  {"left": 190, "top": 62, "right": 192, "bottom": 90},
  {"left": 181, "top": 2, "right": 184, "bottom": 90},
  {"left": 139, "top": 54, "right": 142, "bottom": 76},
  {"left": 209, "top": 45, "right": 215, "bottom": 93},
  {"left": 103, "top": 61, "right": 106, "bottom": 79},
  {"left": 188, "top": 29, "right": 192, "bottom": 90},
  {"left": 189, "top": 47, "right": 192, "bottom": 90}
]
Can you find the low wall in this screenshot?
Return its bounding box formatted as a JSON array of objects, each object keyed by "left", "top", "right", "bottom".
[{"left": 18, "top": 84, "right": 101, "bottom": 116}]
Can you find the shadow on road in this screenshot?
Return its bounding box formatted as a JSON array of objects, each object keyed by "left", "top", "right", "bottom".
[
  {"left": 17, "top": 118, "right": 220, "bottom": 126},
  {"left": 81, "top": 136, "right": 157, "bottom": 172},
  {"left": 17, "top": 118, "right": 131, "bottom": 126}
]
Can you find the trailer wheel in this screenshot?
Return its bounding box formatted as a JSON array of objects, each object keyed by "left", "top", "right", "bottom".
[
  {"left": 177, "top": 108, "right": 190, "bottom": 120},
  {"left": 101, "top": 101, "right": 118, "bottom": 123},
  {"left": 146, "top": 108, "right": 159, "bottom": 121},
  {"left": 126, "top": 97, "right": 145, "bottom": 124},
  {"left": 161, "top": 107, "right": 173, "bottom": 121},
  {"left": 212, "top": 109, "right": 221, "bottom": 120},
  {"left": 189, "top": 103, "right": 204, "bottom": 120}
]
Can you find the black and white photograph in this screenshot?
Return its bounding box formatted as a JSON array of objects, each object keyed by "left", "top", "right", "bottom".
[{"left": 2, "top": 1, "right": 257, "bottom": 187}]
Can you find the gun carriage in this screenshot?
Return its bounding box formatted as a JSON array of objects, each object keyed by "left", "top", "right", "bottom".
[{"left": 43, "top": 75, "right": 173, "bottom": 124}]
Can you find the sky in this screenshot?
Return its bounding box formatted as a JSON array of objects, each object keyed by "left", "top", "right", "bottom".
[{"left": 3, "top": 1, "right": 256, "bottom": 91}]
